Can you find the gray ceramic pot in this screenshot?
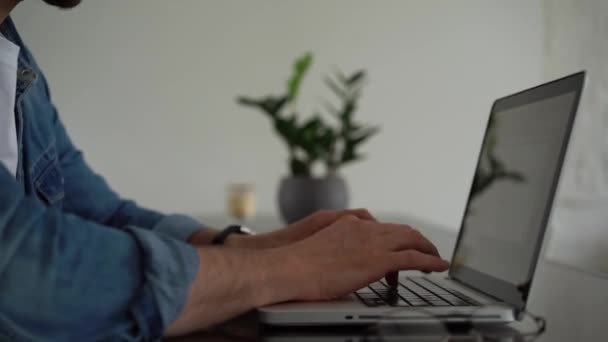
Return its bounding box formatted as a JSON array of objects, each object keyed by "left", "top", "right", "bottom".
[{"left": 278, "top": 175, "right": 349, "bottom": 223}]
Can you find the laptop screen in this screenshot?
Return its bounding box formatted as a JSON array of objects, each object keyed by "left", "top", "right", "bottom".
[{"left": 450, "top": 72, "right": 585, "bottom": 310}]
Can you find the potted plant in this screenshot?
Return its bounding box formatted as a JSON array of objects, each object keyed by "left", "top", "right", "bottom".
[{"left": 238, "top": 53, "right": 379, "bottom": 223}]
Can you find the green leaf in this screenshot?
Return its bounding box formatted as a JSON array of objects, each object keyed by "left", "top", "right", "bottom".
[
  {"left": 237, "top": 96, "right": 261, "bottom": 107},
  {"left": 318, "top": 127, "right": 337, "bottom": 160},
  {"left": 290, "top": 157, "right": 310, "bottom": 176},
  {"left": 297, "top": 116, "right": 323, "bottom": 158},
  {"left": 340, "top": 125, "right": 378, "bottom": 165},
  {"left": 287, "top": 53, "right": 313, "bottom": 102},
  {"left": 237, "top": 95, "right": 289, "bottom": 118},
  {"left": 340, "top": 143, "right": 359, "bottom": 164},
  {"left": 324, "top": 75, "right": 347, "bottom": 100},
  {"left": 350, "top": 126, "right": 380, "bottom": 146},
  {"left": 301, "top": 115, "right": 322, "bottom": 132},
  {"left": 341, "top": 101, "right": 356, "bottom": 122},
  {"left": 263, "top": 96, "right": 290, "bottom": 117},
  {"left": 347, "top": 70, "right": 366, "bottom": 85},
  {"left": 322, "top": 99, "right": 339, "bottom": 117},
  {"left": 333, "top": 69, "right": 348, "bottom": 85},
  {"left": 274, "top": 115, "right": 299, "bottom": 146}
]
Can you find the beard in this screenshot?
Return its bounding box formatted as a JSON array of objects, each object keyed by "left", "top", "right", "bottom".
[{"left": 42, "top": 0, "right": 82, "bottom": 9}]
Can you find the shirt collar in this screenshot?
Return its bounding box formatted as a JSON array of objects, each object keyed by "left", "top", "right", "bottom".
[{"left": 0, "top": 17, "right": 37, "bottom": 99}]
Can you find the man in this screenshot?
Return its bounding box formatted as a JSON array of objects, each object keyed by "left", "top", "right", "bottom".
[{"left": 0, "top": 0, "right": 449, "bottom": 340}]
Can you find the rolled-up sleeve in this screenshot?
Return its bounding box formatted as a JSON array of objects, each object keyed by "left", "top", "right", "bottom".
[
  {"left": 152, "top": 213, "right": 207, "bottom": 242},
  {"left": 125, "top": 226, "right": 199, "bottom": 339},
  {"left": 0, "top": 166, "right": 199, "bottom": 341}
]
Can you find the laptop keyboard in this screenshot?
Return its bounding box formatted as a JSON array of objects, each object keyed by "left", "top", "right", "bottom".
[{"left": 355, "top": 277, "right": 479, "bottom": 307}]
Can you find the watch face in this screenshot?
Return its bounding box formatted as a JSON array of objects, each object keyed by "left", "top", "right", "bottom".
[{"left": 240, "top": 226, "right": 256, "bottom": 236}]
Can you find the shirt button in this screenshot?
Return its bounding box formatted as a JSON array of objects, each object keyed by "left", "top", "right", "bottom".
[{"left": 18, "top": 68, "right": 37, "bottom": 83}]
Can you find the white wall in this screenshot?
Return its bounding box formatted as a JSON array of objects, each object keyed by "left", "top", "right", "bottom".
[
  {"left": 543, "top": 0, "right": 608, "bottom": 275},
  {"left": 545, "top": 0, "right": 608, "bottom": 200},
  {"left": 13, "top": 0, "right": 543, "bottom": 229}
]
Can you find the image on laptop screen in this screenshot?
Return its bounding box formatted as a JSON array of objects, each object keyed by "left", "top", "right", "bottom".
[{"left": 452, "top": 83, "right": 580, "bottom": 291}]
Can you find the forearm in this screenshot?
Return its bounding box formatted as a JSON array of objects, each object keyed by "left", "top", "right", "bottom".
[{"left": 166, "top": 247, "right": 293, "bottom": 336}]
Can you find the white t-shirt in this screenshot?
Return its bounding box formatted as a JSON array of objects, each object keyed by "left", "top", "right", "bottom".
[{"left": 0, "top": 33, "right": 19, "bottom": 178}]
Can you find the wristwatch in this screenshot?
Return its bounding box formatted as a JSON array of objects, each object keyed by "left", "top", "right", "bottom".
[{"left": 211, "top": 225, "right": 255, "bottom": 245}]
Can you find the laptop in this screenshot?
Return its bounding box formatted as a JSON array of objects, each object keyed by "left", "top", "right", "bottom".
[{"left": 259, "top": 71, "right": 586, "bottom": 326}]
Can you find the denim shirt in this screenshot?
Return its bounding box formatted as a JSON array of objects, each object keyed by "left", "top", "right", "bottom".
[{"left": 0, "top": 18, "right": 203, "bottom": 341}]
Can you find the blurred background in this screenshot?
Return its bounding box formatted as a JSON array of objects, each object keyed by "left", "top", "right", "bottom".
[{"left": 12, "top": 1, "right": 607, "bottom": 274}]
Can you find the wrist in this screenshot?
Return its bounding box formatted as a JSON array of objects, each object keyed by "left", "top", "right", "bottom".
[
  {"left": 225, "top": 233, "right": 278, "bottom": 249},
  {"left": 187, "top": 228, "right": 220, "bottom": 245},
  {"left": 255, "top": 247, "right": 304, "bottom": 306},
  {"left": 224, "top": 233, "right": 249, "bottom": 248}
]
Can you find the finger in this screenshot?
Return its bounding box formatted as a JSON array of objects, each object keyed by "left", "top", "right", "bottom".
[
  {"left": 320, "top": 209, "right": 376, "bottom": 225},
  {"left": 346, "top": 208, "right": 377, "bottom": 222},
  {"left": 306, "top": 208, "right": 376, "bottom": 228},
  {"left": 385, "top": 271, "right": 399, "bottom": 288},
  {"left": 380, "top": 224, "right": 440, "bottom": 257},
  {"left": 388, "top": 250, "right": 450, "bottom": 273},
  {"left": 407, "top": 228, "right": 441, "bottom": 257},
  {"left": 289, "top": 209, "right": 341, "bottom": 229}
]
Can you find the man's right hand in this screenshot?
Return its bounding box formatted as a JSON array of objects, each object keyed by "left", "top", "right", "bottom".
[
  {"left": 166, "top": 214, "right": 449, "bottom": 336},
  {"left": 261, "top": 214, "right": 449, "bottom": 303}
]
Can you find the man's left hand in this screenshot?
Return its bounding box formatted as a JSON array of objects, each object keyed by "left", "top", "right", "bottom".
[{"left": 188, "top": 209, "right": 376, "bottom": 249}]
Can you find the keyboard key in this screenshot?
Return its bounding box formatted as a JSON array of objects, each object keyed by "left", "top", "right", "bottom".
[
  {"left": 399, "top": 292, "right": 420, "bottom": 298},
  {"left": 372, "top": 289, "right": 393, "bottom": 294},
  {"left": 419, "top": 294, "right": 439, "bottom": 298},
  {"left": 416, "top": 277, "right": 479, "bottom": 306},
  {"left": 380, "top": 293, "right": 400, "bottom": 304},
  {"left": 374, "top": 299, "right": 388, "bottom": 305},
  {"left": 401, "top": 295, "right": 421, "bottom": 300},
  {"left": 357, "top": 292, "right": 376, "bottom": 298},
  {"left": 358, "top": 297, "right": 386, "bottom": 307},
  {"left": 401, "top": 281, "right": 430, "bottom": 294},
  {"left": 358, "top": 277, "right": 481, "bottom": 308},
  {"left": 356, "top": 287, "right": 375, "bottom": 294},
  {"left": 447, "top": 299, "right": 470, "bottom": 306},
  {"left": 369, "top": 282, "right": 387, "bottom": 290}
]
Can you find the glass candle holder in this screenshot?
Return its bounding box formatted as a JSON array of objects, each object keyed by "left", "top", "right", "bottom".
[{"left": 227, "top": 183, "right": 256, "bottom": 222}]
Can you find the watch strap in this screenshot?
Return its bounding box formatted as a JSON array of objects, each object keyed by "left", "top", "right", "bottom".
[{"left": 211, "top": 225, "right": 249, "bottom": 245}]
